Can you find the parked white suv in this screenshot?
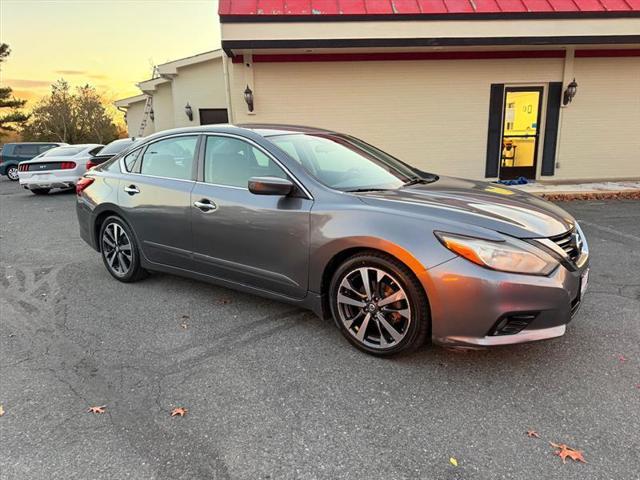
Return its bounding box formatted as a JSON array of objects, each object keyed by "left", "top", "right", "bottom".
[{"left": 18, "top": 144, "right": 103, "bottom": 194}]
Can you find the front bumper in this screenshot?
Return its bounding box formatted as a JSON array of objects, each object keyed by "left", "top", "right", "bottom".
[{"left": 425, "top": 256, "right": 588, "bottom": 347}]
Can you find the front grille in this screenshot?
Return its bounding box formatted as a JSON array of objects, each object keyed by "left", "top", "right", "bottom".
[{"left": 550, "top": 228, "right": 580, "bottom": 262}]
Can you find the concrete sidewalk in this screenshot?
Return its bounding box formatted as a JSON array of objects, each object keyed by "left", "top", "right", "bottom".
[{"left": 511, "top": 180, "right": 640, "bottom": 200}]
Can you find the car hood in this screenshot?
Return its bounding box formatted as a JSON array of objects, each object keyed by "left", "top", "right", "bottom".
[{"left": 356, "top": 176, "right": 575, "bottom": 238}]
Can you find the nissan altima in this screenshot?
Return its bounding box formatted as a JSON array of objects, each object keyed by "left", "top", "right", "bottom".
[{"left": 75, "top": 125, "right": 589, "bottom": 356}]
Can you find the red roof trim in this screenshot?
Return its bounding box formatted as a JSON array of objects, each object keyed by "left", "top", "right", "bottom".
[
  {"left": 220, "top": 0, "right": 640, "bottom": 15},
  {"left": 230, "top": 49, "right": 640, "bottom": 63}
]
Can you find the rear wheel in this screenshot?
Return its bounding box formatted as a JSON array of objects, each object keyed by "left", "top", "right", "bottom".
[
  {"left": 329, "top": 252, "right": 430, "bottom": 356},
  {"left": 6, "top": 166, "right": 19, "bottom": 181},
  {"left": 99, "top": 216, "right": 148, "bottom": 283},
  {"left": 31, "top": 188, "right": 50, "bottom": 195}
]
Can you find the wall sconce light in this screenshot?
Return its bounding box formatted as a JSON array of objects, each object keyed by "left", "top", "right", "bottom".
[
  {"left": 149, "top": 108, "right": 155, "bottom": 122},
  {"left": 563, "top": 78, "right": 578, "bottom": 106},
  {"left": 185, "top": 103, "right": 193, "bottom": 121},
  {"left": 244, "top": 85, "right": 254, "bottom": 112}
]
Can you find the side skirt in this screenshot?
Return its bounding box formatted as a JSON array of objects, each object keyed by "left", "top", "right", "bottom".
[{"left": 140, "top": 257, "right": 325, "bottom": 318}]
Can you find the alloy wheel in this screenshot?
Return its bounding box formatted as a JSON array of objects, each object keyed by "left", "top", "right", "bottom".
[
  {"left": 336, "top": 267, "right": 412, "bottom": 350},
  {"left": 7, "top": 167, "right": 19, "bottom": 181},
  {"left": 102, "top": 222, "right": 133, "bottom": 277}
]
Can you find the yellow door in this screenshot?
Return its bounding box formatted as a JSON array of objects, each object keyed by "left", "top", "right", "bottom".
[{"left": 500, "top": 87, "right": 542, "bottom": 180}]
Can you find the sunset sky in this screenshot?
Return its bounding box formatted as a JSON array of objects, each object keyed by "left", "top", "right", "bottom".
[{"left": 1, "top": 0, "right": 221, "bottom": 108}]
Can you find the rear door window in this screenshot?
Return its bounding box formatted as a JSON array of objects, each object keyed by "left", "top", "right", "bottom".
[{"left": 139, "top": 136, "right": 198, "bottom": 180}]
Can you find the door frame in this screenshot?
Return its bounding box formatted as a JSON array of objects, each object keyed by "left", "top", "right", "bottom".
[{"left": 498, "top": 86, "right": 544, "bottom": 180}]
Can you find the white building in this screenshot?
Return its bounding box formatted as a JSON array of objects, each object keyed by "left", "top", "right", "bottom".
[
  {"left": 115, "top": 50, "right": 228, "bottom": 137},
  {"left": 116, "top": 0, "right": 640, "bottom": 182}
]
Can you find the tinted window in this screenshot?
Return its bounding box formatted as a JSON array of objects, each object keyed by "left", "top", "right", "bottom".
[
  {"left": 39, "top": 144, "right": 57, "bottom": 154},
  {"left": 268, "top": 134, "right": 416, "bottom": 191},
  {"left": 42, "top": 146, "right": 85, "bottom": 157},
  {"left": 123, "top": 148, "right": 142, "bottom": 172},
  {"left": 14, "top": 145, "right": 39, "bottom": 156},
  {"left": 140, "top": 136, "right": 197, "bottom": 180},
  {"left": 204, "top": 136, "right": 286, "bottom": 188},
  {"left": 99, "top": 138, "right": 138, "bottom": 156}
]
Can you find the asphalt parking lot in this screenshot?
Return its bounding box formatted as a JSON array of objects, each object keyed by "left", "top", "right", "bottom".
[{"left": 0, "top": 178, "right": 638, "bottom": 480}]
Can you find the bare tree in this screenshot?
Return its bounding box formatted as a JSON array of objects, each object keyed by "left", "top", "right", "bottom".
[{"left": 21, "top": 80, "right": 118, "bottom": 144}]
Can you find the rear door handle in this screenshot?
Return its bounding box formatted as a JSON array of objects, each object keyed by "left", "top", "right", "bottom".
[
  {"left": 193, "top": 199, "right": 217, "bottom": 212},
  {"left": 124, "top": 185, "right": 140, "bottom": 195}
]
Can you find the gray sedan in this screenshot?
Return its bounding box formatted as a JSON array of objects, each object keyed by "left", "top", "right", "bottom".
[{"left": 75, "top": 125, "right": 589, "bottom": 355}]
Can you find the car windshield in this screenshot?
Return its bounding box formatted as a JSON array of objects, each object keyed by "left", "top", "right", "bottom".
[
  {"left": 267, "top": 133, "right": 427, "bottom": 191},
  {"left": 42, "top": 146, "right": 85, "bottom": 157},
  {"left": 98, "top": 138, "right": 137, "bottom": 156}
]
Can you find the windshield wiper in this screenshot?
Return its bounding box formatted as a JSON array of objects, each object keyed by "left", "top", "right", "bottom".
[
  {"left": 403, "top": 175, "right": 438, "bottom": 187},
  {"left": 345, "top": 188, "right": 390, "bottom": 193}
]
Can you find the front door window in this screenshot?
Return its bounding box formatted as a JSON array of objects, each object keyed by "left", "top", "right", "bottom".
[{"left": 500, "top": 87, "right": 543, "bottom": 180}]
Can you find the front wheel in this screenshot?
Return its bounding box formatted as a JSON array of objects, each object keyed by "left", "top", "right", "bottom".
[
  {"left": 6, "top": 166, "right": 19, "bottom": 181},
  {"left": 329, "top": 252, "right": 430, "bottom": 356},
  {"left": 99, "top": 216, "right": 148, "bottom": 283}
]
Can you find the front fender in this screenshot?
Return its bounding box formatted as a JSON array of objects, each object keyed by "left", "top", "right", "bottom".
[{"left": 308, "top": 207, "right": 458, "bottom": 294}]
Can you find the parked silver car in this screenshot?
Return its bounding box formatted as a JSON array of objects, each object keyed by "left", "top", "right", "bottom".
[
  {"left": 18, "top": 144, "right": 103, "bottom": 194},
  {"left": 76, "top": 125, "right": 589, "bottom": 356}
]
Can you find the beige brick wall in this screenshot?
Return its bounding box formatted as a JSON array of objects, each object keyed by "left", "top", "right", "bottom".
[
  {"left": 229, "top": 57, "right": 564, "bottom": 179},
  {"left": 152, "top": 83, "right": 175, "bottom": 133},
  {"left": 554, "top": 56, "right": 640, "bottom": 181},
  {"left": 124, "top": 99, "right": 155, "bottom": 137},
  {"left": 171, "top": 58, "right": 228, "bottom": 128},
  {"left": 229, "top": 55, "right": 639, "bottom": 181}
]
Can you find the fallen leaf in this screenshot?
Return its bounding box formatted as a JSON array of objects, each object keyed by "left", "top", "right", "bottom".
[
  {"left": 550, "top": 442, "right": 587, "bottom": 464},
  {"left": 87, "top": 405, "right": 106, "bottom": 414},
  {"left": 171, "top": 407, "right": 187, "bottom": 417},
  {"left": 617, "top": 354, "right": 627, "bottom": 362},
  {"left": 527, "top": 430, "right": 540, "bottom": 438},
  {"left": 449, "top": 457, "right": 458, "bottom": 467},
  {"left": 0, "top": 405, "right": 4, "bottom": 417}
]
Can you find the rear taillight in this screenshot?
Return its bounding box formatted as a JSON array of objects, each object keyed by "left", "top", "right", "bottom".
[
  {"left": 61, "top": 161, "right": 76, "bottom": 170},
  {"left": 76, "top": 177, "right": 95, "bottom": 195},
  {"left": 19, "top": 164, "right": 29, "bottom": 171},
  {"left": 86, "top": 159, "right": 98, "bottom": 170}
]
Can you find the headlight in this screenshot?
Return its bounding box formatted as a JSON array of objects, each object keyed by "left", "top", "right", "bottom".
[{"left": 435, "top": 232, "right": 559, "bottom": 276}]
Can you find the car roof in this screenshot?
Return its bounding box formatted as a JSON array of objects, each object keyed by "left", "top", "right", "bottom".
[
  {"left": 237, "top": 124, "right": 337, "bottom": 137},
  {"left": 140, "top": 124, "right": 337, "bottom": 142},
  {"left": 4, "top": 142, "right": 67, "bottom": 146}
]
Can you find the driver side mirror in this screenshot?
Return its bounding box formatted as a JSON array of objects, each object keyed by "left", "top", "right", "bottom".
[{"left": 248, "top": 176, "right": 294, "bottom": 196}]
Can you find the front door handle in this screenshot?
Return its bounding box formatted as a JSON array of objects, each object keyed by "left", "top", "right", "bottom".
[
  {"left": 124, "top": 185, "right": 140, "bottom": 195},
  {"left": 193, "top": 199, "right": 217, "bottom": 212}
]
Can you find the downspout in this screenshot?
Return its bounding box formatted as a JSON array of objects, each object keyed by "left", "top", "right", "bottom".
[{"left": 222, "top": 52, "right": 235, "bottom": 123}]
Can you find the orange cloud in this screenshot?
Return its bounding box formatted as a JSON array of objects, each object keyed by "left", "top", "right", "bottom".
[
  {"left": 55, "top": 69, "right": 87, "bottom": 75},
  {"left": 4, "top": 78, "right": 52, "bottom": 88}
]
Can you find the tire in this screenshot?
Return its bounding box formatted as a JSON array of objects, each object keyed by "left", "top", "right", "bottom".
[
  {"left": 6, "top": 166, "right": 19, "bottom": 181},
  {"left": 99, "top": 215, "right": 148, "bottom": 283},
  {"left": 329, "top": 251, "right": 430, "bottom": 356},
  {"left": 31, "top": 188, "right": 50, "bottom": 195}
]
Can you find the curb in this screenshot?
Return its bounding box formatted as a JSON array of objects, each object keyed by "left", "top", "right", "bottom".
[{"left": 536, "top": 190, "right": 640, "bottom": 201}]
